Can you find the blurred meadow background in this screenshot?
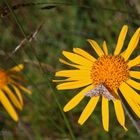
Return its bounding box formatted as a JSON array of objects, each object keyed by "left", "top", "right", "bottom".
[{"left": 0, "top": 0, "right": 140, "bottom": 139}]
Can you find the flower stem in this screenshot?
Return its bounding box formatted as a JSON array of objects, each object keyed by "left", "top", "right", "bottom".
[{"left": 45, "top": 73, "right": 76, "bottom": 140}]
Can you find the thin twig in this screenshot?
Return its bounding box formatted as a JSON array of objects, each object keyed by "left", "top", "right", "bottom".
[
  {"left": 24, "top": 59, "right": 55, "bottom": 72},
  {"left": 12, "top": 22, "right": 44, "bottom": 54},
  {"left": 3, "top": 0, "right": 45, "bottom": 75}
]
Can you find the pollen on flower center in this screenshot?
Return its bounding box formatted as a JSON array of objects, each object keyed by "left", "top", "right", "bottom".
[
  {"left": 0, "top": 70, "right": 8, "bottom": 89},
  {"left": 91, "top": 55, "right": 129, "bottom": 91}
]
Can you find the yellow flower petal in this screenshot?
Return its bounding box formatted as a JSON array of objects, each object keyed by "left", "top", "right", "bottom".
[
  {"left": 59, "top": 58, "right": 85, "bottom": 69},
  {"left": 127, "top": 55, "right": 140, "bottom": 68},
  {"left": 62, "top": 51, "right": 93, "bottom": 67},
  {"left": 73, "top": 48, "right": 96, "bottom": 62},
  {"left": 10, "top": 74, "right": 26, "bottom": 82},
  {"left": 64, "top": 85, "right": 93, "bottom": 112},
  {"left": 126, "top": 78, "right": 140, "bottom": 90},
  {"left": 55, "top": 70, "right": 91, "bottom": 78},
  {"left": 102, "top": 96, "right": 109, "bottom": 131},
  {"left": 11, "top": 85, "right": 23, "bottom": 106},
  {"left": 11, "top": 80, "right": 32, "bottom": 94},
  {"left": 55, "top": 70, "right": 91, "bottom": 83},
  {"left": 57, "top": 80, "right": 92, "bottom": 90},
  {"left": 113, "top": 91, "right": 127, "bottom": 131},
  {"left": 0, "top": 90, "right": 18, "bottom": 121},
  {"left": 120, "top": 50, "right": 126, "bottom": 56},
  {"left": 53, "top": 78, "right": 74, "bottom": 82},
  {"left": 120, "top": 82, "right": 140, "bottom": 104},
  {"left": 130, "top": 71, "right": 140, "bottom": 79},
  {"left": 119, "top": 82, "right": 140, "bottom": 117},
  {"left": 9, "top": 64, "right": 24, "bottom": 72},
  {"left": 121, "top": 27, "right": 140, "bottom": 61},
  {"left": 102, "top": 41, "right": 108, "bottom": 55},
  {"left": 87, "top": 39, "right": 104, "bottom": 56},
  {"left": 53, "top": 75, "right": 90, "bottom": 82},
  {"left": 17, "top": 84, "right": 32, "bottom": 94},
  {"left": 114, "top": 25, "right": 128, "bottom": 55},
  {"left": 78, "top": 96, "right": 99, "bottom": 125},
  {"left": 3, "top": 86, "right": 22, "bottom": 110}
]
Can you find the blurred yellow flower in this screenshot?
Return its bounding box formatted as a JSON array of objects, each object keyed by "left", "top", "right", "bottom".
[
  {"left": 0, "top": 64, "right": 31, "bottom": 121},
  {"left": 54, "top": 25, "right": 140, "bottom": 131}
]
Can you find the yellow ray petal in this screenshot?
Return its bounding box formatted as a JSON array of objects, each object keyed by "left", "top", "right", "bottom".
[
  {"left": 113, "top": 91, "right": 127, "bottom": 131},
  {"left": 9, "top": 64, "right": 24, "bottom": 72},
  {"left": 59, "top": 58, "right": 85, "bottom": 69},
  {"left": 114, "top": 25, "right": 128, "bottom": 55},
  {"left": 121, "top": 27, "right": 140, "bottom": 61},
  {"left": 130, "top": 71, "right": 140, "bottom": 79},
  {"left": 62, "top": 51, "right": 93, "bottom": 67},
  {"left": 9, "top": 74, "right": 26, "bottom": 82},
  {"left": 11, "top": 85, "right": 23, "bottom": 106},
  {"left": 87, "top": 39, "right": 104, "bottom": 56},
  {"left": 102, "top": 41, "right": 108, "bottom": 55},
  {"left": 0, "top": 90, "right": 18, "bottom": 121},
  {"left": 53, "top": 76, "right": 91, "bottom": 83},
  {"left": 120, "top": 82, "right": 140, "bottom": 104},
  {"left": 64, "top": 85, "right": 93, "bottom": 112},
  {"left": 78, "top": 96, "right": 99, "bottom": 125},
  {"left": 120, "top": 50, "right": 126, "bottom": 56},
  {"left": 102, "top": 96, "right": 109, "bottom": 131},
  {"left": 55, "top": 70, "right": 91, "bottom": 82},
  {"left": 126, "top": 78, "right": 140, "bottom": 90},
  {"left": 3, "top": 86, "right": 22, "bottom": 110},
  {"left": 11, "top": 80, "right": 32, "bottom": 94},
  {"left": 53, "top": 78, "right": 75, "bottom": 82},
  {"left": 119, "top": 82, "right": 140, "bottom": 117},
  {"left": 17, "top": 84, "right": 32, "bottom": 94},
  {"left": 128, "top": 55, "right": 140, "bottom": 68},
  {"left": 73, "top": 48, "right": 96, "bottom": 62},
  {"left": 53, "top": 75, "right": 91, "bottom": 82},
  {"left": 57, "top": 80, "right": 92, "bottom": 90},
  {"left": 55, "top": 70, "right": 91, "bottom": 78}
]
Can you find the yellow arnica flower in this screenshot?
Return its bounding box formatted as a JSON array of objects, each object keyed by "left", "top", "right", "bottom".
[
  {"left": 54, "top": 25, "right": 140, "bottom": 131},
  {"left": 0, "top": 64, "right": 31, "bottom": 121}
]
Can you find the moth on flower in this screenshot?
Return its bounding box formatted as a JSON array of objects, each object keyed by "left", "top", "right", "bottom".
[
  {"left": 0, "top": 64, "right": 31, "bottom": 121},
  {"left": 53, "top": 25, "right": 140, "bottom": 131},
  {"left": 85, "top": 83, "right": 115, "bottom": 101}
]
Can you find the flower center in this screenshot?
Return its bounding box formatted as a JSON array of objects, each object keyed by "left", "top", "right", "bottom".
[
  {"left": 0, "top": 70, "right": 8, "bottom": 89},
  {"left": 91, "top": 55, "right": 129, "bottom": 91}
]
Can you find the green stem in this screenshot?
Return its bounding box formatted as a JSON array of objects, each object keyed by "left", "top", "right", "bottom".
[{"left": 45, "top": 73, "right": 76, "bottom": 140}]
